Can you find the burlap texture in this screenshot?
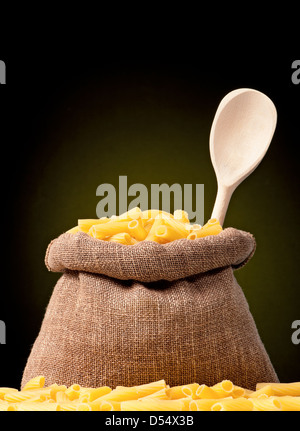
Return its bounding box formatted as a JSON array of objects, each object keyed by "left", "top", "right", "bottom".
[{"left": 21, "top": 228, "right": 278, "bottom": 390}]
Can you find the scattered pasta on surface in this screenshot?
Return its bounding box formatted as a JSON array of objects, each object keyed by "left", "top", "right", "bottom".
[
  {"left": 1, "top": 377, "right": 300, "bottom": 411},
  {"left": 66, "top": 208, "right": 222, "bottom": 245}
]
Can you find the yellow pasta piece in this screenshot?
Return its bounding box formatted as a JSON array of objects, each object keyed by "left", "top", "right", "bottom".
[
  {"left": 49, "top": 385, "right": 68, "bottom": 401},
  {"left": 184, "top": 223, "right": 202, "bottom": 236},
  {"left": 256, "top": 382, "right": 300, "bottom": 396},
  {"left": 188, "top": 222, "right": 222, "bottom": 239},
  {"left": 231, "top": 385, "right": 246, "bottom": 398},
  {"left": 211, "top": 397, "right": 254, "bottom": 411},
  {"left": 119, "top": 400, "right": 144, "bottom": 411},
  {"left": 142, "top": 388, "right": 169, "bottom": 400},
  {"left": 143, "top": 219, "right": 155, "bottom": 233},
  {"left": 190, "top": 223, "right": 202, "bottom": 231},
  {"left": 243, "top": 389, "right": 255, "bottom": 397},
  {"left": 22, "top": 375, "right": 45, "bottom": 391},
  {"left": 88, "top": 221, "right": 126, "bottom": 239},
  {"left": 76, "top": 403, "right": 92, "bottom": 411},
  {"left": 183, "top": 383, "right": 201, "bottom": 399},
  {"left": 195, "top": 384, "right": 224, "bottom": 399},
  {"left": 27, "top": 394, "right": 48, "bottom": 403},
  {"left": 0, "top": 387, "right": 18, "bottom": 400},
  {"left": 0, "top": 399, "right": 17, "bottom": 411},
  {"left": 89, "top": 220, "right": 133, "bottom": 240},
  {"left": 190, "top": 398, "right": 224, "bottom": 411},
  {"left": 106, "top": 232, "right": 136, "bottom": 245},
  {"left": 211, "top": 380, "right": 234, "bottom": 397},
  {"left": 276, "top": 396, "right": 300, "bottom": 411},
  {"left": 161, "top": 214, "right": 190, "bottom": 238},
  {"left": 166, "top": 385, "right": 187, "bottom": 400},
  {"left": 135, "top": 380, "right": 167, "bottom": 398},
  {"left": 187, "top": 232, "right": 198, "bottom": 240},
  {"left": 145, "top": 217, "right": 166, "bottom": 242},
  {"left": 249, "top": 385, "right": 274, "bottom": 398},
  {"left": 121, "top": 398, "right": 185, "bottom": 411},
  {"left": 116, "top": 380, "right": 167, "bottom": 399},
  {"left": 58, "top": 402, "right": 79, "bottom": 411},
  {"left": 65, "top": 384, "right": 81, "bottom": 401},
  {"left": 128, "top": 218, "right": 148, "bottom": 241},
  {"left": 17, "top": 401, "right": 61, "bottom": 411},
  {"left": 4, "top": 390, "right": 46, "bottom": 403},
  {"left": 155, "top": 224, "right": 188, "bottom": 242},
  {"left": 55, "top": 390, "right": 70, "bottom": 403},
  {"left": 166, "top": 383, "right": 199, "bottom": 399},
  {"left": 251, "top": 397, "right": 282, "bottom": 411},
  {"left": 92, "top": 387, "right": 139, "bottom": 403},
  {"left": 78, "top": 218, "right": 110, "bottom": 233},
  {"left": 98, "top": 400, "right": 121, "bottom": 411},
  {"left": 202, "top": 218, "right": 220, "bottom": 228},
  {"left": 79, "top": 386, "right": 112, "bottom": 402},
  {"left": 175, "top": 397, "right": 192, "bottom": 411}
]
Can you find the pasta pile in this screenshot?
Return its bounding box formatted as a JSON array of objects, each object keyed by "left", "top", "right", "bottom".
[
  {"left": 66, "top": 208, "right": 223, "bottom": 245},
  {"left": 1, "top": 377, "right": 300, "bottom": 411}
]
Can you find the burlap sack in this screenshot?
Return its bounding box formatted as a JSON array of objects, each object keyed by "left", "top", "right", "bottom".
[{"left": 21, "top": 227, "right": 279, "bottom": 390}]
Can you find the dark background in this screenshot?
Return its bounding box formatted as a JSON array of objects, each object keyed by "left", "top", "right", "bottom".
[{"left": 0, "top": 42, "right": 299, "bottom": 389}]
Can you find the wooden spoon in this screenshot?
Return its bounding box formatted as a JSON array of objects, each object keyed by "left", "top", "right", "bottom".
[{"left": 210, "top": 88, "right": 277, "bottom": 226}]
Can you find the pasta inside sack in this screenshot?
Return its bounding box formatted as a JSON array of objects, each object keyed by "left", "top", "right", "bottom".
[
  {"left": 1, "top": 377, "right": 300, "bottom": 411},
  {"left": 66, "top": 208, "right": 223, "bottom": 244}
]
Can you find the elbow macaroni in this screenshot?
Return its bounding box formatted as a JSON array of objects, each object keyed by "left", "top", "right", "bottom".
[
  {"left": 1, "top": 377, "right": 300, "bottom": 411},
  {"left": 67, "top": 208, "right": 223, "bottom": 245}
]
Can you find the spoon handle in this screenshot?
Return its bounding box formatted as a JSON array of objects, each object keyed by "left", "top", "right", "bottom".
[{"left": 211, "top": 184, "right": 235, "bottom": 227}]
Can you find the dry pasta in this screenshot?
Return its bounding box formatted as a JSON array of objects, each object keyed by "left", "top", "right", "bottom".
[
  {"left": 115, "top": 380, "right": 167, "bottom": 399},
  {"left": 106, "top": 232, "right": 137, "bottom": 245},
  {"left": 195, "top": 384, "right": 224, "bottom": 399},
  {"left": 189, "top": 398, "right": 220, "bottom": 411},
  {"left": 66, "top": 208, "right": 223, "bottom": 245},
  {"left": 166, "top": 383, "right": 200, "bottom": 400},
  {"left": 211, "top": 397, "right": 254, "bottom": 411},
  {"left": 121, "top": 398, "right": 187, "bottom": 411},
  {"left": 276, "top": 396, "right": 300, "bottom": 411},
  {"left": 211, "top": 380, "right": 234, "bottom": 397},
  {"left": 1, "top": 377, "right": 300, "bottom": 411},
  {"left": 251, "top": 397, "right": 282, "bottom": 411},
  {"left": 22, "top": 375, "right": 45, "bottom": 391},
  {"left": 77, "top": 217, "right": 109, "bottom": 232},
  {"left": 255, "top": 382, "right": 300, "bottom": 396},
  {"left": 143, "top": 388, "right": 169, "bottom": 400}
]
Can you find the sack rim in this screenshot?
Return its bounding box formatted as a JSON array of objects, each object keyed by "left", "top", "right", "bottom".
[{"left": 45, "top": 227, "right": 256, "bottom": 282}]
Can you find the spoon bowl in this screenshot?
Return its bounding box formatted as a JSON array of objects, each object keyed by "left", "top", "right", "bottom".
[{"left": 210, "top": 88, "right": 277, "bottom": 226}]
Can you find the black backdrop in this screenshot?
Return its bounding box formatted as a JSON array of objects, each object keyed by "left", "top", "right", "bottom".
[{"left": 0, "top": 39, "right": 299, "bottom": 390}]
